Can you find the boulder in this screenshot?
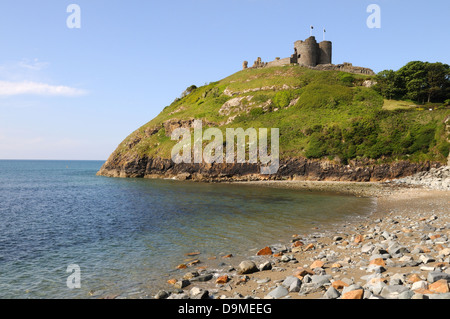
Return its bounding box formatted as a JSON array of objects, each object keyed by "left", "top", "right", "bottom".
[
  {"left": 174, "top": 280, "right": 190, "bottom": 289},
  {"left": 238, "top": 260, "right": 259, "bottom": 275},
  {"left": 266, "top": 286, "right": 289, "bottom": 299},
  {"left": 429, "top": 279, "right": 450, "bottom": 293},
  {"left": 332, "top": 280, "right": 349, "bottom": 290},
  {"left": 323, "top": 286, "right": 341, "bottom": 299},
  {"left": 311, "top": 275, "right": 332, "bottom": 287},
  {"left": 216, "top": 275, "right": 229, "bottom": 284},
  {"left": 259, "top": 261, "right": 272, "bottom": 271},
  {"left": 190, "top": 274, "right": 213, "bottom": 282},
  {"left": 427, "top": 272, "right": 450, "bottom": 283},
  {"left": 412, "top": 281, "right": 428, "bottom": 291},
  {"left": 341, "top": 289, "right": 364, "bottom": 299},
  {"left": 310, "top": 260, "right": 325, "bottom": 269},
  {"left": 257, "top": 246, "right": 273, "bottom": 256},
  {"left": 282, "top": 276, "right": 300, "bottom": 289},
  {"left": 189, "top": 287, "right": 209, "bottom": 299}
]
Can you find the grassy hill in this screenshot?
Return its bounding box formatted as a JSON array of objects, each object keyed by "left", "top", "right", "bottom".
[{"left": 106, "top": 65, "right": 449, "bottom": 171}]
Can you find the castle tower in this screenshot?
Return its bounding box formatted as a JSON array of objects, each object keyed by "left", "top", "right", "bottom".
[
  {"left": 294, "top": 36, "right": 318, "bottom": 67},
  {"left": 318, "top": 41, "right": 332, "bottom": 65},
  {"left": 293, "top": 36, "right": 332, "bottom": 67}
]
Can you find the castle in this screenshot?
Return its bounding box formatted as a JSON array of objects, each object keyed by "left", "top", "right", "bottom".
[{"left": 243, "top": 36, "right": 375, "bottom": 75}]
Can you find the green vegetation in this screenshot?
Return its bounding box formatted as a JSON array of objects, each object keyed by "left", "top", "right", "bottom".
[
  {"left": 382, "top": 99, "right": 417, "bottom": 110},
  {"left": 375, "top": 61, "right": 450, "bottom": 104},
  {"left": 115, "top": 64, "right": 450, "bottom": 164}
]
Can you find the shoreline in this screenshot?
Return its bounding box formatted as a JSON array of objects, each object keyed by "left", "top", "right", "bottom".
[
  {"left": 228, "top": 180, "right": 402, "bottom": 197},
  {"left": 154, "top": 180, "right": 450, "bottom": 300}
]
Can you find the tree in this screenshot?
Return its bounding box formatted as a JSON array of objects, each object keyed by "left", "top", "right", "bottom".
[
  {"left": 425, "top": 62, "right": 450, "bottom": 103},
  {"left": 397, "top": 61, "right": 428, "bottom": 102},
  {"left": 375, "top": 69, "right": 400, "bottom": 100},
  {"left": 181, "top": 85, "right": 198, "bottom": 98}
]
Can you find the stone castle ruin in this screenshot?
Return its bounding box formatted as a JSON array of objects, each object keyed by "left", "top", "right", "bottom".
[{"left": 243, "top": 36, "right": 375, "bottom": 75}]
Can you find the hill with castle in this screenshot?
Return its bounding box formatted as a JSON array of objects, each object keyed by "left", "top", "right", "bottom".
[{"left": 97, "top": 36, "right": 450, "bottom": 182}]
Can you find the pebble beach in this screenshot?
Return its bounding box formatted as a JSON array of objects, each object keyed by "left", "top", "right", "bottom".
[{"left": 154, "top": 167, "right": 450, "bottom": 300}]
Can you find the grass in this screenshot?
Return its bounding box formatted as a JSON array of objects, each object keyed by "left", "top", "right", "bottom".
[
  {"left": 383, "top": 99, "right": 418, "bottom": 110},
  {"left": 111, "top": 65, "right": 450, "bottom": 164}
]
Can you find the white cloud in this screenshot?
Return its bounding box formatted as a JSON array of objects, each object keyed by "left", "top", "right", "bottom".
[
  {"left": 0, "top": 59, "right": 88, "bottom": 98},
  {"left": 0, "top": 81, "right": 87, "bottom": 97},
  {"left": 17, "top": 58, "right": 50, "bottom": 71},
  {"left": 0, "top": 59, "right": 49, "bottom": 81}
]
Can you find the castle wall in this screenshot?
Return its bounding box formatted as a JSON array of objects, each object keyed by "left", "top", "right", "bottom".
[
  {"left": 266, "top": 57, "right": 291, "bottom": 67},
  {"left": 311, "top": 63, "right": 375, "bottom": 75},
  {"left": 318, "top": 41, "right": 332, "bottom": 65}
]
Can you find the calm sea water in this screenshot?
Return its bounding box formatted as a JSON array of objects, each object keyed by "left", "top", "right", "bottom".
[{"left": 0, "top": 160, "right": 375, "bottom": 299}]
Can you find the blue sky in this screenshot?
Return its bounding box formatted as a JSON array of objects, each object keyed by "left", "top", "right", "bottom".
[{"left": 0, "top": 0, "right": 449, "bottom": 160}]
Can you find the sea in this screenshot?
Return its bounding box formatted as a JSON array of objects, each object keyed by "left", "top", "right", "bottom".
[{"left": 0, "top": 160, "right": 376, "bottom": 299}]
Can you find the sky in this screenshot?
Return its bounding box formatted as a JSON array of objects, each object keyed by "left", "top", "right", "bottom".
[{"left": 0, "top": 0, "right": 449, "bottom": 160}]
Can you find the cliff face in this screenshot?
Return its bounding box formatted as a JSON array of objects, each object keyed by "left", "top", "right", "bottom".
[
  {"left": 97, "top": 65, "right": 449, "bottom": 182},
  {"left": 97, "top": 154, "right": 442, "bottom": 182}
]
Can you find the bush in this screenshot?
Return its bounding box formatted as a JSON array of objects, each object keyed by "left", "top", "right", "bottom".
[
  {"left": 252, "top": 94, "right": 270, "bottom": 104},
  {"left": 248, "top": 107, "right": 264, "bottom": 118},
  {"left": 353, "top": 87, "right": 384, "bottom": 108},
  {"left": 339, "top": 73, "right": 355, "bottom": 86},
  {"left": 273, "top": 91, "right": 293, "bottom": 108},
  {"left": 305, "top": 134, "right": 326, "bottom": 158},
  {"left": 408, "top": 125, "right": 436, "bottom": 154},
  {"left": 181, "top": 85, "right": 198, "bottom": 98},
  {"left": 297, "top": 83, "right": 353, "bottom": 109}
]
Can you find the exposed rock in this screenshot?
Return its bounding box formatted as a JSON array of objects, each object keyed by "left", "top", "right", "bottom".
[
  {"left": 266, "top": 286, "right": 289, "bottom": 299},
  {"left": 427, "top": 272, "right": 450, "bottom": 283},
  {"left": 219, "top": 96, "right": 253, "bottom": 116},
  {"left": 167, "top": 293, "right": 189, "bottom": 299},
  {"left": 412, "top": 281, "right": 428, "bottom": 291},
  {"left": 331, "top": 280, "right": 349, "bottom": 290},
  {"left": 390, "top": 166, "right": 450, "bottom": 190},
  {"left": 98, "top": 154, "right": 442, "bottom": 183},
  {"left": 238, "top": 260, "right": 259, "bottom": 275},
  {"left": 429, "top": 279, "right": 450, "bottom": 293},
  {"left": 259, "top": 261, "right": 272, "bottom": 271},
  {"left": 256, "top": 246, "right": 273, "bottom": 256},
  {"left": 174, "top": 280, "right": 190, "bottom": 289},
  {"left": 311, "top": 275, "right": 332, "bottom": 287},
  {"left": 216, "top": 275, "right": 229, "bottom": 284},
  {"left": 154, "top": 290, "right": 170, "bottom": 299},
  {"left": 189, "top": 287, "right": 209, "bottom": 299},
  {"left": 310, "top": 260, "right": 325, "bottom": 269},
  {"left": 341, "top": 289, "right": 364, "bottom": 299},
  {"left": 190, "top": 274, "right": 213, "bottom": 282},
  {"left": 324, "top": 286, "right": 341, "bottom": 299}
]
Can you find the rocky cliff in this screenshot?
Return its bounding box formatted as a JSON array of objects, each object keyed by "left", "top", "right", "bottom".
[{"left": 98, "top": 154, "right": 442, "bottom": 182}]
